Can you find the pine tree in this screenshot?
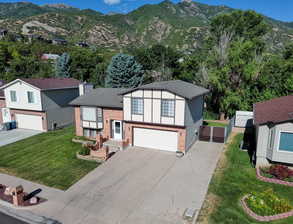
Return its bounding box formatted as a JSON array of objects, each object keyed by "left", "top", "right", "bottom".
[
  {"left": 55, "top": 53, "right": 70, "bottom": 78},
  {"left": 105, "top": 53, "right": 144, "bottom": 88}
]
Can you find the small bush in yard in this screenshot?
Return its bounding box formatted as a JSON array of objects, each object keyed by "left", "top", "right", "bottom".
[
  {"left": 246, "top": 188, "right": 293, "bottom": 216},
  {"left": 269, "top": 165, "right": 293, "bottom": 180},
  {"left": 79, "top": 147, "right": 90, "bottom": 156}
]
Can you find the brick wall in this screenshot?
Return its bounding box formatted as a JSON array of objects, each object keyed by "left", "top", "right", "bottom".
[
  {"left": 10, "top": 109, "right": 47, "bottom": 131},
  {"left": 102, "top": 109, "right": 123, "bottom": 138},
  {"left": 124, "top": 122, "right": 186, "bottom": 152},
  {"left": 0, "top": 98, "right": 6, "bottom": 124}
]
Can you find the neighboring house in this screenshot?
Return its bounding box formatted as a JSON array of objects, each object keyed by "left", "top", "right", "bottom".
[
  {"left": 52, "top": 39, "right": 67, "bottom": 45},
  {"left": 76, "top": 42, "right": 89, "bottom": 48},
  {"left": 0, "top": 78, "right": 81, "bottom": 131},
  {"left": 254, "top": 95, "right": 293, "bottom": 166},
  {"left": 41, "top": 54, "right": 60, "bottom": 61},
  {"left": 0, "top": 80, "right": 6, "bottom": 124},
  {"left": 70, "top": 80, "right": 209, "bottom": 153}
]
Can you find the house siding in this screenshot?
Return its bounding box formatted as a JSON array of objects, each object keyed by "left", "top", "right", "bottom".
[
  {"left": 256, "top": 125, "right": 270, "bottom": 167},
  {"left": 74, "top": 107, "right": 83, "bottom": 136},
  {"left": 42, "top": 88, "right": 79, "bottom": 130},
  {"left": 4, "top": 80, "right": 42, "bottom": 111},
  {"left": 271, "top": 122, "right": 293, "bottom": 164},
  {"left": 184, "top": 95, "right": 204, "bottom": 151},
  {"left": 123, "top": 90, "right": 185, "bottom": 127}
]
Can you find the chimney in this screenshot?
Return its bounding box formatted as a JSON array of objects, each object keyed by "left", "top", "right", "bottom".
[{"left": 79, "top": 82, "right": 94, "bottom": 96}]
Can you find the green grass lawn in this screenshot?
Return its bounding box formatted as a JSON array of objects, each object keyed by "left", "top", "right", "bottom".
[
  {"left": 200, "top": 134, "right": 293, "bottom": 224},
  {"left": 203, "top": 121, "right": 228, "bottom": 127},
  {"left": 0, "top": 127, "right": 98, "bottom": 190}
]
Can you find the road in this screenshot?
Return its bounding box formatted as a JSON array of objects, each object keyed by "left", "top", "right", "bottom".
[{"left": 0, "top": 212, "right": 27, "bottom": 224}]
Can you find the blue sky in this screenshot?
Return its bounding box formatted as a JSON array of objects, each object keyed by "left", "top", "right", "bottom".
[{"left": 2, "top": 0, "right": 293, "bottom": 22}]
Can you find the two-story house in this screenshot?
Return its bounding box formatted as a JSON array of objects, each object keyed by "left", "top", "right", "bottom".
[
  {"left": 70, "top": 80, "right": 209, "bottom": 153},
  {"left": 0, "top": 78, "right": 81, "bottom": 131}
]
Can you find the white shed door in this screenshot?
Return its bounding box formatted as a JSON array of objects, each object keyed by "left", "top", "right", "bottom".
[
  {"left": 15, "top": 114, "right": 43, "bottom": 131},
  {"left": 133, "top": 128, "right": 178, "bottom": 152}
]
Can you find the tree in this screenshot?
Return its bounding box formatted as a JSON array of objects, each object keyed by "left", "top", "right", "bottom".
[
  {"left": 55, "top": 53, "right": 70, "bottom": 77},
  {"left": 105, "top": 53, "right": 144, "bottom": 88},
  {"left": 205, "top": 10, "right": 270, "bottom": 117}
]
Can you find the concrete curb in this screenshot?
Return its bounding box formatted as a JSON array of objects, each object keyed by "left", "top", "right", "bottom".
[{"left": 0, "top": 203, "right": 61, "bottom": 224}]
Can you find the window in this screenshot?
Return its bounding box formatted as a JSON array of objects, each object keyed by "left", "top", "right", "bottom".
[
  {"left": 161, "top": 99, "right": 175, "bottom": 117},
  {"left": 97, "top": 108, "right": 103, "bottom": 122},
  {"left": 279, "top": 132, "right": 293, "bottom": 152},
  {"left": 27, "top": 91, "right": 35, "bottom": 103},
  {"left": 82, "top": 107, "right": 96, "bottom": 121},
  {"left": 83, "top": 129, "right": 97, "bottom": 138},
  {"left": 10, "top": 90, "right": 17, "bottom": 102},
  {"left": 131, "top": 98, "right": 143, "bottom": 115}
]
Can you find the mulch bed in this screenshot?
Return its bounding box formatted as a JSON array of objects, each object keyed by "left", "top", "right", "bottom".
[
  {"left": 0, "top": 184, "right": 46, "bottom": 207},
  {"left": 256, "top": 168, "right": 293, "bottom": 187},
  {"left": 241, "top": 195, "right": 293, "bottom": 222}
]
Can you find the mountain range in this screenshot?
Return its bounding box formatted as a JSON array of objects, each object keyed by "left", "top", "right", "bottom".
[{"left": 0, "top": 1, "right": 292, "bottom": 51}]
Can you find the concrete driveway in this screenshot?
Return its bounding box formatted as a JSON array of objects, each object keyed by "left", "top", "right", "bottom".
[
  {"left": 0, "top": 129, "right": 42, "bottom": 147},
  {"left": 31, "top": 141, "right": 223, "bottom": 224}
]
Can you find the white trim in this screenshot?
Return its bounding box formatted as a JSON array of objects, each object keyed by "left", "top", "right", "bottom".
[
  {"left": 0, "top": 79, "right": 41, "bottom": 91},
  {"left": 276, "top": 130, "right": 293, "bottom": 154}
]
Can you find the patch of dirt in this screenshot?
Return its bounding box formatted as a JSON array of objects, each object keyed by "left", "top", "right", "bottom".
[{"left": 196, "top": 193, "right": 221, "bottom": 224}]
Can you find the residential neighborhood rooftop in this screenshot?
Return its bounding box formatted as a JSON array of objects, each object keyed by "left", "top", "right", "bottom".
[
  {"left": 120, "top": 80, "right": 209, "bottom": 100},
  {"left": 254, "top": 95, "right": 293, "bottom": 125},
  {"left": 70, "top": 88, "right": 129, "bottom": 108},
  {"left": 4, "top": 78, "right": 81, "bottom": 90}
]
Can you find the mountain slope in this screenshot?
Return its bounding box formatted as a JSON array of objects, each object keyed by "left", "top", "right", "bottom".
[{"left": 0, "top": 1, "right": 292, "bottom": 51}]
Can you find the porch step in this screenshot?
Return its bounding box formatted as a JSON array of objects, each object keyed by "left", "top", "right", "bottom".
[{"left": 103, "top": 139, "right": 123, "bottom": 153}]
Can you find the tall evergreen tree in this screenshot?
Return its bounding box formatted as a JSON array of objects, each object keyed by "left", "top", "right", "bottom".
[
  {"left": 55, "top": 53, "right": 70, "bottom": 78},
  {"left": 105, "top": 53, "right": 144, "bottom": 88}
]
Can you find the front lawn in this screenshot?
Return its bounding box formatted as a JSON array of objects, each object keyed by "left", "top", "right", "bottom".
[
  {"left": 0, "top": 127, "right": 98, "bottom": 190},
  {"left": 197, "top": 133, "right": 293, "bottom": 224}
]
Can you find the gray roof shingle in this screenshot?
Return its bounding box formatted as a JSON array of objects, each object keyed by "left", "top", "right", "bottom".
[
  {"left": 70, "top": 88, "right": 129, "bottom": 109},
  {"left": 120, "top": 80, "right": 209, "bottom": 100}
]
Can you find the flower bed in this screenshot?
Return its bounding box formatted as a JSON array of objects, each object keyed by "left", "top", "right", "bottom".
[
  {"left": 257, "top": 167, "right": 293, "bottom": 187},
  {"left": 241, "top": 189, "right": 293, "bottom": 221}
]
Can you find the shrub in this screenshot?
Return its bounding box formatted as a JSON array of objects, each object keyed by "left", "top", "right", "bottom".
[
  {"left": 246, "top": 188, "right": 293, "bottom": 216},
  {"left": 79, "top": 147, "right": 90, "bottom": 156},
  {"left": 268, "top": 165, "right": 293, "bottom": 180}
]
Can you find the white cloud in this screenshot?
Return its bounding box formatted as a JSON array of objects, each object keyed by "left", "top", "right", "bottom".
[{"left": 104, "top": 0, "right": 121, "bottom": 5}]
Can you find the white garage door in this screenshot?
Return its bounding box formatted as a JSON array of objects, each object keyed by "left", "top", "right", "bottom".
[
  {"left": 133, "top": 128, "right": 178, "bottom": 152},
  {"left": 15, "top": 114, "right": 43, "bottom": 131}
]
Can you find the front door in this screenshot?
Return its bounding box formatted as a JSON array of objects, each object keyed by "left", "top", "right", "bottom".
[{"left": 112, "top": 120, "right": 122, "bottom": 140}]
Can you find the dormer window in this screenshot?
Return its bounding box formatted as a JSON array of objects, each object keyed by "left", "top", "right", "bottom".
[
  {"left": 27, "top": 91, "right": 35, "bottom": 103},
  {"left": 10, "top": 90, "right": 17, "bottom": 102}
]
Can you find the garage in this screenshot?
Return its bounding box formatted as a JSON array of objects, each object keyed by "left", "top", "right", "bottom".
[
  {"left": 133, "top": 128, "right": 178, "bottom": 152},
  {"left": 15, "top": 114, "right": 43, "bottom": 131}
]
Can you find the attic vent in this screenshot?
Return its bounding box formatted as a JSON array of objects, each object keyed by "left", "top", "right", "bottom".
[{"left": 288, "top": 112, "right": 293, "bottom": 119}]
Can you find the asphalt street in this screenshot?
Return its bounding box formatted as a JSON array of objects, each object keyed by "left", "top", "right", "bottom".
[{"left": 0, "top": 212, "right": 27, "bottom": 224}]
